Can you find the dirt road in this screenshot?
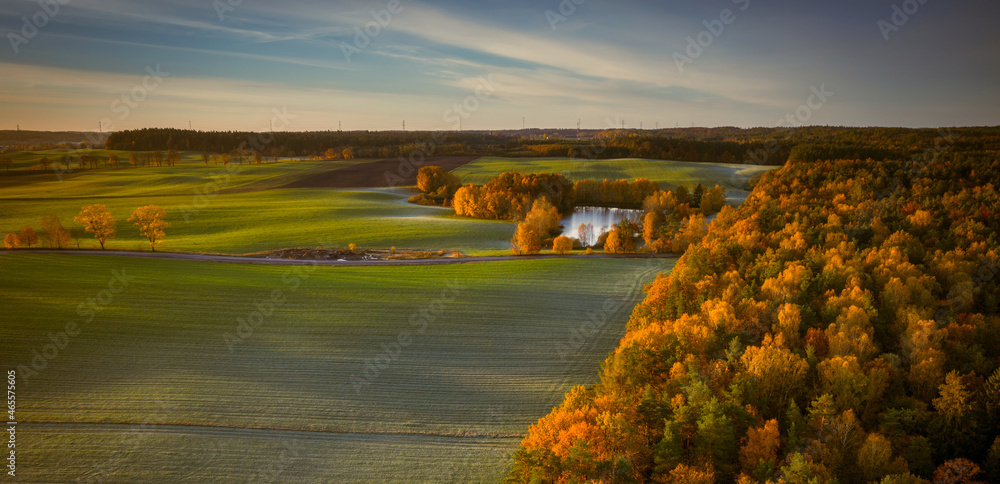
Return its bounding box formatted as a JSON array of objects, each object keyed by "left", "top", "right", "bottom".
[{"left": 0, "top": 249, "right": 678, "bottom": 266}]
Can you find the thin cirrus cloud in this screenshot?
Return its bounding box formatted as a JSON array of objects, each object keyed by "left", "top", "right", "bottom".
[{"left": 0, "top": 0, "right": 997, "bottom": 131}]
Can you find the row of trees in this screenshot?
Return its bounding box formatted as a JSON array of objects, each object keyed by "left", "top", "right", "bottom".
[
  {"left": 32, "top": 126, "right": 994, "bottom": 166},
  {"left": 574, "top": 178, "right": 662, "bottom": 208},
  {"left": 4, "top": 205, "right": 169, "bottom": 251},
  {"left": 104, "top": 128, "right": 507, "bottom": 158},
  {"left": 507, "top": 151, "right": 1000, "bottom": 482},
  {"left": 454, "top": 172, "right": 576, "bottom": 221}
]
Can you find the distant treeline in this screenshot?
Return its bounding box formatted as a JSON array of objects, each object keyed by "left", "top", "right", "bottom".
[
  {"left": 0, "top": 130, "right": 108, "bottom": 152},
  {"left": 102, "top": 126, "right": 1000, "bottom": 165}
]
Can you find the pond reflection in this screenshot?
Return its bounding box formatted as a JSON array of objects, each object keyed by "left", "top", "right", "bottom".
[{"left": 559, "top": 206, "right": 644, "bottom": 246}]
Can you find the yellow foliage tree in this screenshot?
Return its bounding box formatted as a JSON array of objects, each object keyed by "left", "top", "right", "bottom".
[
  {"left": 74, "top": 204, "right": 117, "bottom": 250},
  {"left": 933, "top": 371, "right": 972, "bottom": 424},
  {"left": 856, "top": 433, "right": 907, "bottom": 483},
  {"left": 553, "top": 236, "right": 573, "bottom": 255},
  {"left": 774, "top": 303, "right": 802, "bottom": 348},
  {"left": 522, "top": 197, "right": 560, "bottom": 236},
  {"left": 741, "top": 335, "right": 809, "bottom": 411},
  {"left": 512, "top": 223, "right": 541, "bottom": 255},
  {"left": 3, "top": 233, "right": 19, "bottom": 249},
  {"left": 128, "top": 205, "right": 169, "bottom": 251},
  {"left": 660, "top": 463, "right": 715, "bottom": 484},
  {"left": 643, "top": 211, "right": 664, "bottom": 247},
  {"left": 740, "top": 419, "right": 780, "bottom": 477},
  {"left": 41, "top": 215, "right": 71, "bottom": 249},
  {"left": 18, "top": 226, "right": 38, "bottom": 248}
]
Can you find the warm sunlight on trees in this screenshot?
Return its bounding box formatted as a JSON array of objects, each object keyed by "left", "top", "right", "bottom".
[
  {"left": 128, "top": 205, "right": 169, "bottom": 251},
  {"left": 41, "top": 215, "right": 71, "bottom": 249},
  {"left": 553, "top": 236, "right": 573, "bottom": 255},
  {"left": 417, "top": 166, "right": 461, "bottom": 195},
  {"left": 18, "top": 226, "right": 37, "bottom": 248},
  {"left": 604, "top": 219, "right": 637, "bottom": 254},
  {"left": 3, "top": 233, "right": 19, "bottom": 249},
  {"left": 74, "top": 204, "right": 117, "bottom": 250},
  {"left": 739, "top": 419, "right": 780, "bottom": 479},
  {"left": 511, "top": 224, "right": 541, "bottom": 255}
]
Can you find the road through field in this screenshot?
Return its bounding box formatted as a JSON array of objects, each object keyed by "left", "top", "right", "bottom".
[{"left": 1, "top": 249, "right": 678, "bottom": 266}]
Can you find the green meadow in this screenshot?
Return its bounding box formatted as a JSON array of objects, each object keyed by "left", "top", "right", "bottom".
[
  {"left": 1, "top": 254, "right": 674, "bottom": 483},
  {"left": 0, "top": 154, "right": 764, "bottom": 255},
  {"left": 451, "top": 156, "right": 776, "bottom": 198},
  {"left": 0, "top": 150, "right": 352, "bottom": 197},
  {"left": 0, "top": 187, "right": 515, "bottom": 254}
]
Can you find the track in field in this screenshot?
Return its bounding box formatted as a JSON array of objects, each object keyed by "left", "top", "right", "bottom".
[{"left": 280, "top": 156, "right": 479, "bottom": 189}]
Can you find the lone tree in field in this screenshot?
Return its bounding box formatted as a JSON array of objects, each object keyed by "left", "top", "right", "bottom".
[
  {"left": 1, "top": 157, "right": 12, "bottom": 170},
  {"left": 74, "top": 204, "right": 117, "bottom": 249},
  {"left": 18, "top": 226, "right": 37, "bottom": 248},
  {"left": 552, "top": 236, "right": 573, "bottom": 255},
  {"left": 128, "top": 205, "right": 169, "bottom": 251},
  {"left": 4, "top": 233, "right": 19, "bottom": 249},
  {"left": 41, "top": 215, "right": 71, "bottom": 249}
]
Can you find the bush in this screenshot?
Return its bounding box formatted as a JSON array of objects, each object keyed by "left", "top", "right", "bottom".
[{"left": 552, "top": 236, "right": 573, "bottom": 255}]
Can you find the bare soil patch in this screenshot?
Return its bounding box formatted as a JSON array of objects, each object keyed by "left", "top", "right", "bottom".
[{"left": 280, "top": 156, "right": 479, "bottom": 189}]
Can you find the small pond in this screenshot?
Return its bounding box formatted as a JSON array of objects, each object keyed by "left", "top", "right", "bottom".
[{"left": 559, "top": 206, "right": 644, "bottom": 246}]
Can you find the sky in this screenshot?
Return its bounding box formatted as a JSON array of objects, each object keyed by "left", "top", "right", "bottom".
[{"left": 1, "top": 0, "right": 998, "bottom": 132}]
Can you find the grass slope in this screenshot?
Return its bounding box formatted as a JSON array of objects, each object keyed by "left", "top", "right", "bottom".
[
  {"left": 452, "top": 157, "right": 776, "bottom": 199},
  {"left": 0, "top": 151, "right": 356, "bottom": 197},
  {"left": 0, "top": 188, "right": 515, "bottom": 254},
  {"left": 1, "top": 254, "right": 674, "bottom": 483}
]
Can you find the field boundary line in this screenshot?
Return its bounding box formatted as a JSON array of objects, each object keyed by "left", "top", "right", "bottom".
[{"left": 19, "top": 420, "right": 527, "bottom": 440}]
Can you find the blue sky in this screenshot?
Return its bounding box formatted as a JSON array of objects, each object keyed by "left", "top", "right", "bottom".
[{"left": 1, "top": 0, "right": 998, "bottom": 131}]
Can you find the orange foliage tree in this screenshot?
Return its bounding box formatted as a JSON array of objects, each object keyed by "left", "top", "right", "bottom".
[
  {"left": 74, "top": 204, "right": 117, "bottom": 249},
  {"left": 128, "top": 205, "right": 169, "bottom": 251}
]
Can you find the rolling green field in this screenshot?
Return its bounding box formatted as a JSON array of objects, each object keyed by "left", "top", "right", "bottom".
[
  {"left": 451, "top": 157, "right": 776, "bottom": 199},
  {"left": 0, "top": 154, "right": 765, "bottom": 255},
  {"left": 0, "top": 188, "right": 515, "bottom": 254},
  {"left": 1, "top": 254, "right": 673, "bottom": 482},
  {"left": 0, "top": 150, "right": 354, "bottom": 197}
]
